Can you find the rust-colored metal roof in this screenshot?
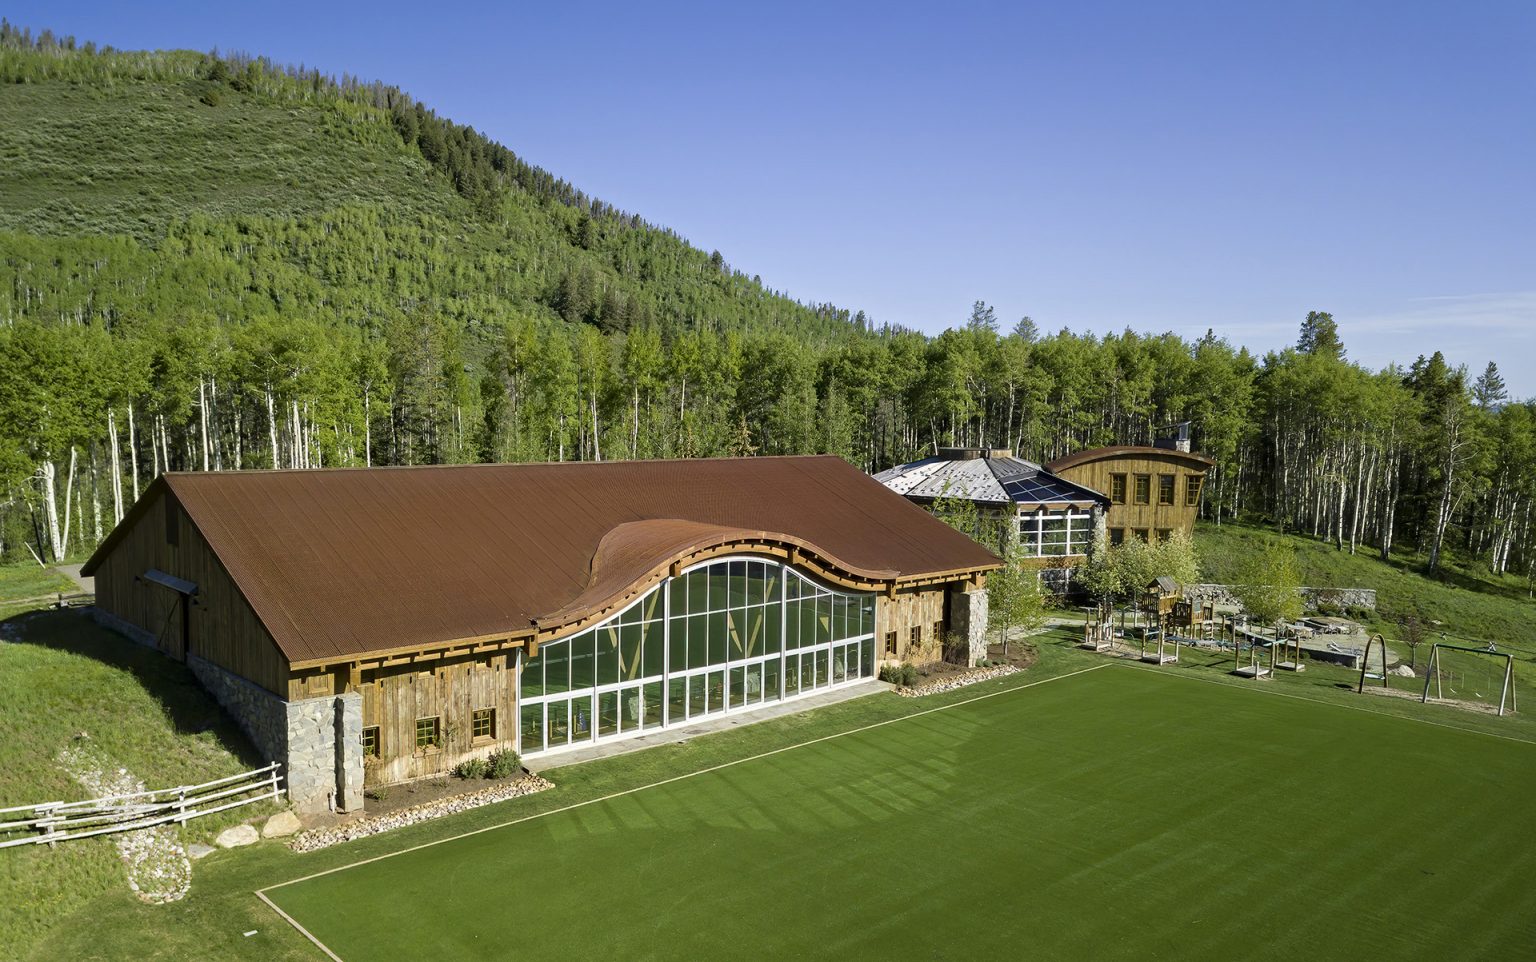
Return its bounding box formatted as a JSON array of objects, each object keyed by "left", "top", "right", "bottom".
[
  {"left": 1046, "top": 445, "right": 1215, "bottom": 473},
  {"left": 84, "top": 457, "right": 999, "bottom": 667}
]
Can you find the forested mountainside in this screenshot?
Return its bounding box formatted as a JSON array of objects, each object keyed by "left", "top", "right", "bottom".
[{"left": 0, "top": 22, "right": 1533, "bottom": 594}]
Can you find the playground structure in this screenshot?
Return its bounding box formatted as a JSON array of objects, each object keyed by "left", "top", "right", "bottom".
[
  {"left": 1421, "top": 643, "right": 1517, "bottom": 716},
  {"left": 1139, "top": 627, "right": 1180, "bottom": 665},
  {"left": 1356, "top": 634, "right": 1392, "bottom": 693}
]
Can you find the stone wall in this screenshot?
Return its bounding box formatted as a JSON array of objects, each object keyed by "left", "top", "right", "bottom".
[
  {"left": 187, "top": 654, "right": 363, "bottom": 814},
  {"left": 91, "top": 607, "right": 157, "bottom": 649},
  {"left": 1182, "top": 584, "right": 1377, "bottom": 613},
  {"left": 947, "top": 587, "right": 989, "bottom": 666}
]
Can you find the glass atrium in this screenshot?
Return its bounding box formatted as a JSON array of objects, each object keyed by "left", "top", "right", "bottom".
[{"left": 518, "top": 557, "right": 876, "bottom": 756}]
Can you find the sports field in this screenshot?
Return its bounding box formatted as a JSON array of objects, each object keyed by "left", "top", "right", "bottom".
[{"left": 263, "top": 665, "right": 1536, "bottom": 960}]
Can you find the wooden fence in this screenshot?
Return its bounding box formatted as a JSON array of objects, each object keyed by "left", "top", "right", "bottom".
[{"left": 0, "top": 763, "right": 284, "bottom": 848}]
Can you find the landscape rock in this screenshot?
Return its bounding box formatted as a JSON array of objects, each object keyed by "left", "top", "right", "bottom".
[
  {"left": 261, "top": 811, "right": 302, "bottom": 838},
  {"left": 289, "top": 774, "right": 554, "bottom": 853},
  {"left": 1391, "top": 664, "right": 1418, "bottom": 677},
  {"left": 896, "top": 664, "right": 1021, "bottom": 698},
  {"left": 215, "top": 824, "right": 259, "bottom": 848},
  {"left": 187, "top": 843, "right": 216, "bottom": 860}
]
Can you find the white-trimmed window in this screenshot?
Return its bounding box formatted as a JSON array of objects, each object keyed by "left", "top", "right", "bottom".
[{"left": 1017, "top": 509, "right": 1094, "bottom": 557}]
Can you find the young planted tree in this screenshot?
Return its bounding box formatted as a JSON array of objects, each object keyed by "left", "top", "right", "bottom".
[
  {"left": 1233, "top": 539, "right": 1304, "bottom": 639},
  {"left": 988, "top": 533, "right": 1047, "bottom": 655}
]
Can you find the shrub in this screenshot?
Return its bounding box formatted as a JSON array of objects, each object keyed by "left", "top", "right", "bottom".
[
  {"left": 878, "top": 663, "right": 918, "bottom": 687},
  {"left": 487, "top": 749, "right": 521, "bottom": 779},
  {"left": 454, "top": 757, "right": 489, "bottom": 779}
]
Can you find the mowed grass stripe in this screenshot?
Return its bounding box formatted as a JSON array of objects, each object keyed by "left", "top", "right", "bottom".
[{"left": 267, "top": 668, "right": 1536, "bottom": 961}]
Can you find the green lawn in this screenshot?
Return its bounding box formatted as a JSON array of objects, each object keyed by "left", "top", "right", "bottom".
[
  {"left": 0, "top": 609, "right": 274, "bottom": 956},
  {"left": 264, "top": 661, "right": 1536, "bottom": 961}
]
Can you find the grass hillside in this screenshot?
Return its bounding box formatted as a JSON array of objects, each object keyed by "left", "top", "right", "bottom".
[
  {"left": 0, "top": 38, "right": 858, "bottom": 339},
  {"left": 1198, "top": 521, "right": 1536, "bottom": 657},
  {"left": 0, "top": 607, "right": 275, "bottom": 959},
  {"left": 0, "top": 80, "right": 448, "bottom": 238}
]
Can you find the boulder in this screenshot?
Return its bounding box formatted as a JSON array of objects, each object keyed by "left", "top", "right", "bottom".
[
  {"left": 262, "top": 811, "right": 303, "bottom": 839},
  {"left": 215, "top": 824, "right": 259, "bottom": 849},
  {"left": 187, "top": 843, "right": 216, "bottom": 860}
]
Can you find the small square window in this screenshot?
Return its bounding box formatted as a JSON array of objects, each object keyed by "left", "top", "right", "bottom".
[
  {"left": 415, "top": 716, "right": 441, "bottom": 751},
  {"left": 361, "top": 726, "right": 379, "bottom": 758},
  {"left": 1134, "top": 475, "right": 1151, "bottom": 505},
  {"left": 1133, "top": 528, "right": 1150, "bottom": 543},
  {"left": 1157, "top": 529, "right": 1173, "bottom": 542},
  {"left": 472, "top": 708, "right": 495, "bottom": 741},
  {"left": 1109, "top": 528, "right": 1125, "bottom": 546},
  {"left": 1109, "top": 474, "right": 1127, "bottom": 505},
  {"left": 1158, "top": 474, "right": 1176, "bottom": 506}
]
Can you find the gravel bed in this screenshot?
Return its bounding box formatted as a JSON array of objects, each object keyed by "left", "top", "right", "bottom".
[
  {"left": 289, "top": 774, "right": 554, "bottom": 852},
  {"left": 895, "top": 664, "right": 1021, "bottom": 697}
]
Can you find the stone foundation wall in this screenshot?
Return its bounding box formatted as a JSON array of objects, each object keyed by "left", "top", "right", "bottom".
[
  {"left": 947, "top": 587, "right": 989, "bottom": 666},
  {"left": 187, "top": 654, "right": 363, "bottom": 814},
  {"left": 1183, "top": 584, "right": 1377, "bottom": 613},
  {"left": 91, "top": 607, "right": 157, "bottom": 649}
]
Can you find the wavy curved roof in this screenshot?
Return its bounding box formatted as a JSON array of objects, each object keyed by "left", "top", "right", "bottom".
[
  {"left": 1046, "top": 445, "right": 1215, "bottom": 473},
  {"left": 85, "top": 457, "right": 999, "bottom": 667}
]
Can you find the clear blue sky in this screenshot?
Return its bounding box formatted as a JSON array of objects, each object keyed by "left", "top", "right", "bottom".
[{"left": 13, "top": 1, "right": 1536, "bottom": 395}]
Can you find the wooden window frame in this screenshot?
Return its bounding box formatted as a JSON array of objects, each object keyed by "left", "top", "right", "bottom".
[
  {"left": 909, "top": 625, "right": 922, "bottom": 650},
  {"left": 932, "top": 620, "right": 945, "bottom": 646},
  {"left": 361, "top": 725, "right": 380, "bottom": 758},
  {"left": 1158, "top": 473, "right": 1176, "bottom": 506},
  {"left": 1156, "top": 529, "right": 1173, "bottom": 543},
  {"left": 1109, "top": 527, "right": 1125, "bottom": 546},
  {"left": 884, "top": 630, "right": 898, "bottom": 657},
  {"left": 414, "top": 716, "right": 441, "bottom": 754},
  {"left": 1109, "top": 473, "right": 1127, "bottom": 505},
  {"left": 1133, "top": 474, "right": 1151, "bottom": 505},
  {"left": 1133, "top": 528, "right": 1150, "bottom": 543},
  {"left": 471, "top": 707, "right": 495, "bottom": 742},
  {"left": 1185, "top": 474, "right": 1203, "bottom": 507}
]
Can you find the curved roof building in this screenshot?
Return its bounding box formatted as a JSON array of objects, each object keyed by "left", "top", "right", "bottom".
[{"left": 83, "top": 457, "right": 999, "bottom": 812}]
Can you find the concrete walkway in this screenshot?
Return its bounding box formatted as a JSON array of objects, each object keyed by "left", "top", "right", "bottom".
[
  {"left": 530, "top": 678, "right": 891, "bottom": 773},
  {"left": 55, "top": 564, "right": 94, "bottom": 595}
]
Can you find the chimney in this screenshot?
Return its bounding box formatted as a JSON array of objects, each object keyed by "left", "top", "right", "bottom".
[{"left": 1153, "top": 422, "right": 1191, "bottom": 453}]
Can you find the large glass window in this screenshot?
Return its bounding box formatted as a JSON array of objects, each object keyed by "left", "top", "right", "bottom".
[
  {"left": 1019, "top": 509, "right": 1094, "bottom": 558},
  {"left": 518, "top": 557, "right": 875, "bottom": 755}
]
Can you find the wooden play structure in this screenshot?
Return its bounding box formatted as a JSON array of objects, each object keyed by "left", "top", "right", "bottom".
[
  {"left": 1272, "top": 629, "right": 1305, "bottom": 672},
  {"left": 1081, "top": 610, "right": 1115, "bottom": 651},
  {"left": 1139, "top": 626, "right": 1180, "bottom": 665},
  {"left": 1356, "top": 634, "right": 1391, "bottom": 693},
  {"left": 1422, "top": 643, "right": 1517, "bottom": 716}
]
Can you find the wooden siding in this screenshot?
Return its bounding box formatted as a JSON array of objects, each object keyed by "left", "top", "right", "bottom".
[
  {"left": 351, "top": 653, "right": 518, "bottom": 787},
  {"left": 876, "top": 586, "right": 949, "bottom": 665},
  {"left": 1053, "top": 452, "right": 1205, "bottom": 539},
  {"left": 93, "top": 488, "right": 288, "bottom": 694}
]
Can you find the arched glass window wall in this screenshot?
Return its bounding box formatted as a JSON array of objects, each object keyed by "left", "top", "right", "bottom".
[{"left": 518, "top": 557, "right": 876, "bottom": 756}]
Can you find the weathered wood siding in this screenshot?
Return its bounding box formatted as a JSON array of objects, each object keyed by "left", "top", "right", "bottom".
[
  {"left": 876, "top": 586, "right": 949, "bottom": 665},
  {"left": 1053, "top": 452, "right": 1205, "bottom": 539},
  {"left": 332, "top": 653, "right": 520, "bottom": 787},
  {"left": 93, "top": 488, "right": 288, "bottom": 694}
]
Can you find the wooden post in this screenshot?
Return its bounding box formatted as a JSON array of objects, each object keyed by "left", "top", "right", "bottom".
[{"left": 1499, "top": 655, "right": 1513, "bottom": 716}]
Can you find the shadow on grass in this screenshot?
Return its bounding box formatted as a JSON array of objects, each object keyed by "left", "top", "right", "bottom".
[{"left": 1, "top": 606, "right": 265, "bottom": 769}]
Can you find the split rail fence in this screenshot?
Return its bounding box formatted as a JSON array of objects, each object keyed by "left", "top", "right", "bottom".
[{"left": 0, "top": 763, "right": 284, "bottom": 848}]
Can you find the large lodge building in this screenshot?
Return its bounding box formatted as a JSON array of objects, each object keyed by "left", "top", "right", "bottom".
[{"left": 82, "top": 457, "right": 999, "bottom": 813}]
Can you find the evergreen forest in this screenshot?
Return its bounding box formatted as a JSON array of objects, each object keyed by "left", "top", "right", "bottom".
[{"left": 1, "top": 24, "right": 1533, "bottom": 593}]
